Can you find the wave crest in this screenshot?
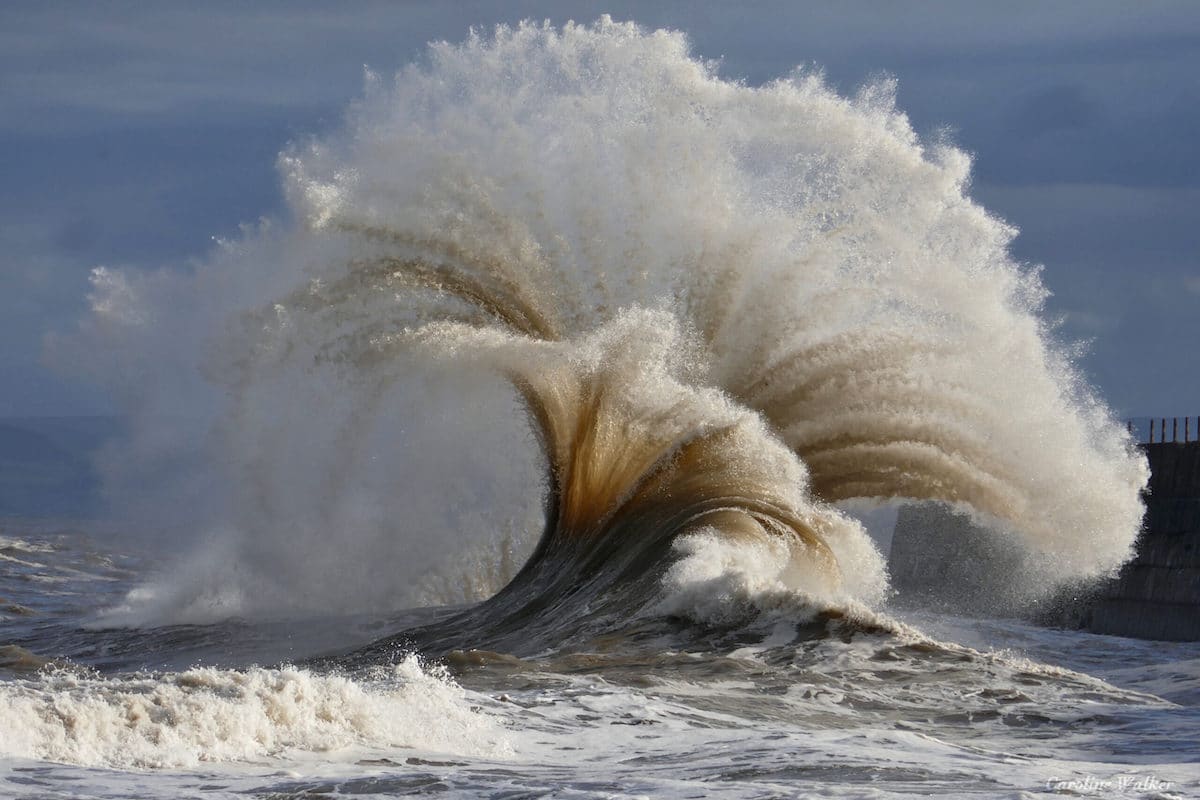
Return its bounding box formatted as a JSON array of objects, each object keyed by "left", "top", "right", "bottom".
[{"left": 64, "top": 17, "right": 1146, "bottom": 634}]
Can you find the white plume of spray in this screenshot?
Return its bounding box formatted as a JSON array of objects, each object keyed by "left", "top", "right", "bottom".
[{"left": 53, "top": 17, "right": 1145, "bottom": 625}]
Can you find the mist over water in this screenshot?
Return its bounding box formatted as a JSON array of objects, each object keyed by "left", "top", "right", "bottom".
[{"left": 55, "top": 17, "right": 1145, "bottom": 627}]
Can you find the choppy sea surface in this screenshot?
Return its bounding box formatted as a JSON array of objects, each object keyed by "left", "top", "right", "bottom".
[{"left": 2, "top": 518, "right": 1197, "bottom": 799}]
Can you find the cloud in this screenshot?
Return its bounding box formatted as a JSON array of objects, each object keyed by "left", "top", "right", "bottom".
[
  {"left": 1009, "top": 85, "right": 1098, "bottom": 136},
  {"left": 1059, "top": 309, "right": 1114, "bottom": 335},
  {"left": 972, "top": 182, "right": 1200, "bottom": 271}
]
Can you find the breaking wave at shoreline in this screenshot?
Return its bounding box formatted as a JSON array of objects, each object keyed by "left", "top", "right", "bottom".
[{"left": 57, "top": 17, "right": 1146, "bottom": 638}]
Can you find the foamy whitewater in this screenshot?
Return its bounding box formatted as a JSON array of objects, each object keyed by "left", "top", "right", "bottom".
[{"left": 5, "top": 18, "right": 1196, "bottom": 800}]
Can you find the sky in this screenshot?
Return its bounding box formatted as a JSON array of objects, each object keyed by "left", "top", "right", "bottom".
[{"left": 1, "top": 1, "right": 1197, "bottom": 419}]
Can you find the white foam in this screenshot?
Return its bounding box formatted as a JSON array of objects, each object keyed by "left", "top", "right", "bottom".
[
  {"left": 0, "top": 656, "right": 510, "bottom": 769},
  {"left": 655, "top": 524, "right": 886, "bottom": 627}
]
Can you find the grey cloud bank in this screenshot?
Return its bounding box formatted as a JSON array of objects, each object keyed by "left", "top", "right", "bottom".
[{"left": 1, "top": 0, "right": 1197, "bottom": 416}]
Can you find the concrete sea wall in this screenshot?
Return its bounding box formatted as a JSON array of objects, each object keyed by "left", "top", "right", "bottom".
[
  {"left": 888, "top": 440, "right": 1200, "bottom": 641},
  {"left": 1083, "top": 442, "right": 1200, "bottom": 640}
]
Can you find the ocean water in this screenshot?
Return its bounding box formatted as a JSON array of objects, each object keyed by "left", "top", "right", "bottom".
[
  {"left": 6, "top": 18, "right": 1194, "bottom": 799},
  {"left": 2, "top": 519, "right": 1198, "bottom": 799}
]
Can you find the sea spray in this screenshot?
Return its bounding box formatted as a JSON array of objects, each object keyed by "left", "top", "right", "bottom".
[{"left": 54, "top": 17, "right": 1147, "bottom": 628}]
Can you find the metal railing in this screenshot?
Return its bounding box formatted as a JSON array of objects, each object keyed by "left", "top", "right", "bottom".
[{"left": 1125, "top": 416, "right": 1200, "bottom": 444}]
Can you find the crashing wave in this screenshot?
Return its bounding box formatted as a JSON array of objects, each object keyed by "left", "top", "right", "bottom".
[{"left": 65, "top": 18, "right": 1146, "bottom": 637}]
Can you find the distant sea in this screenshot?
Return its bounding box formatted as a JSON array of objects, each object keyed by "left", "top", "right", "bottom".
[{"left": 0, "top": 416, "right": 120, "bottom": 518}]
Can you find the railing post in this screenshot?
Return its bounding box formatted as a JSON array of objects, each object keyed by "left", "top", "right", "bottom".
[
  {"left": 1173, "top": 417, "right": 1178, "bottom": 443},
  {"left": 1150, "top": 418, "right": 1156, "bottom": 443}
]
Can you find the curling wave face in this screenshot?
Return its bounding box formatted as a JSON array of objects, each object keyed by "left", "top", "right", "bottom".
[{"left": 66, "top": 17, "right": 1146, "bottom": 636}]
